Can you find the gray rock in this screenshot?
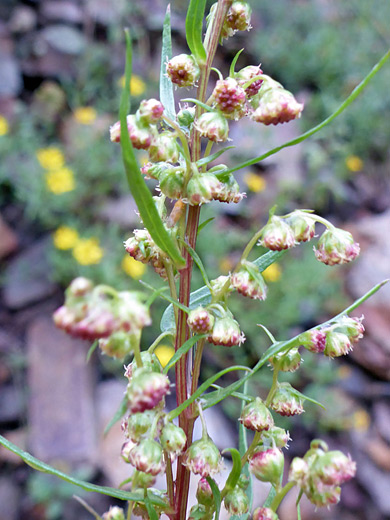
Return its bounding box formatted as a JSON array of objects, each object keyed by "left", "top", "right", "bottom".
[
  {"left": 0, "top": 53, "right": 22, "bottom": 97},
  {"left": 42, "top": 25, "right": 86, "bottom": 55},
  {"left": 41, "top": 2, "right": 84, "bottom": 24},
  {"left": 85, "top": 0, "right": 126, "bottom": 25},
  {"left": 27, "top": 316, "right": 97, "bottom": 466},
  {"left": 9, "top": 6, "right": 37, "bottom": 33},
  {"left": 0, "top": 477, "right": 20, "bottom": 520},
  {"left": 99, "top": 196, "right": 140, "bottom": 228},
  {"left": 0, "top": 385, "right": 24, "bottom": 423},
  {"left": 3, "top": 239, "right": 57, "bottom": 310}
]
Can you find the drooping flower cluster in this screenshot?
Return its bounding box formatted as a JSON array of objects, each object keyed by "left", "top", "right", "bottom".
[
  {"left": 53, "top": 277, "right": 151, "bottom": 359},
  {"left": 289, "top": 440, "right": 356, "bottom": 507},
  {"left": 187, "top": 305, "right": 245, "bottom": 347},
  {"left": 124, "top": 228, "right": 169, "bottom": 279}
]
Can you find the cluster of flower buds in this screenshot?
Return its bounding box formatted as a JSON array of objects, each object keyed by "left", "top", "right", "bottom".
[
  {"left": 270, "top": 382, "right": 305, "bottom": 416},
  {"left": 249, "top": 446, "right": 284, "bottom": 486},
  {"left": 224, "top": 475, "right": 250, "bottom": 515},
  {"left": 187, "top": 305, "right": 245, "bottom": 347},
  {"left": 183, "top": 435, "right": 222, "bottom": 477},
  {"left": 289, "top": 440, "right": 356, "bottom": 507},
  {"left": 236, "top": 65, "right": 264, "bottom": 97},
  {"left": 53, "top": 278, "right": 151, "bottom": 359},
  {"left": 124, "top": 228, "right": 169, "bottom": 279},
  {"left": 231, "top": 260, "right": 268, "bottom": 300},
  {"left": 250, "top": 78, "right": 304, "bottom": 125},
  {"left": 299, "top": 315, "right": 365, "bottom": 358},
  {"left": 208, "top": 1, "right": 252, "bottom": 40},
  {"left": 210, "top": 78, "right": 247, "bottom": 120}
]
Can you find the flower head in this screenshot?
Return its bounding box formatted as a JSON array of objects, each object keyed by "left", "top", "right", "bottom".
[
  {"left": 137, "top": 98, "right": 164, "bottom": 124},
  {"left": 251, "top": 83, "right": 304, "bottom": 125},
  {"left": 167, "top": 54, "right": 200, "bottom": 88},
  {"left": 261, "top": 216, "right": 296, "bottom": 251},
  {"left": 196, "top": 477, "right": 214, "bottom": 507},
  {"left": 253, "top": 507, "right": 279, "bottom": 520},
  {"left": 183, "top": 436, "right": 222, "bottom": 477},
  {"left": 37, "top": 147, "right": 65, "bottom": 170},
  {"left": 239, "top": 397, "right": 274, "bottom": 432},
  {"left": 231, "top": 261, "right": 268, "bottom": 300},
  {"left": 122, "top": 255, "right": 146, "bottom": 279},
  {"left": 208, "top": 315, "right": 245, "bottom": 347},
  {"left": 224, "top": 486, "right": 249, "bottom": 515},
  {"left": 126, "top": 368, "right": 170, "bottom": 413},
  {"left": 299, "top": 329, "right": 327, "bottom": 354},
  {"left": 0, "top": 115, "right": 9, "bottom": 136},
  {"left": 128, "top": 438, "right": 165, "bottom": 475},
  {"left": 249, "top": 447, "right": 284, "bottom": 485},
  {"left": 211, "top": 78, "right": 247, "bottom": 120},
  {"left": 187, "top": 307, "right": 215, "bottom": 334},
  {"left": 314, "top": 228, "right": 360, "bottom": 266},
  {"left": 270, "top": 383, "right": 304, "bottom": 416},
  {"left": 243, "top": 172, "right": 267, "bottom": 193},
  {"left": 160, "top": 422, "right": 187, "bottom": 458},
  {"left": 73, "top": 106, "right": 97, "bottom": 125},
  {"left": 236, "top": 65, "right": 263, "bottom": 97},
  {"left": 195, "top": 111, "right": 229, "bottom": 142},
  {"left": 324, "top": 331, "right": 353, "bottom": 358},
  {"left": 53, "top": 226, "right": 79, "bottom": 250},
  {"left": 72, "top": 237, "right": 103, "bottom": 265},
  {"left": 45, "top": 167, "right": 75, "bottom": 194}
]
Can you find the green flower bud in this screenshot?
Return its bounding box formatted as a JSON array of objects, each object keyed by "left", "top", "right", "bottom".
[
  {"left": 183, "top": 436, "right": 222, "bottom": 477},
  {"left": 177, "top": 106, "right": 196, "bottom": 128},
  {"left": 149, "top": 132, "right": 179, "bottom": 163},
  {"left": 126, "top": 411, "right": 155, "bottom": 442},
  {"left": 124, "top": 351, "right": 162, "bottom": 380},
  {"left": 270, "top": 383, "right": 304, "bottom": 416},
  {"left": 232, "top": 261, "right": 267, "bottom": 300},
  {"left": 208, "top": 315, "right": 245, "bottom": 347},
  {"left": 261, "top": 426, "right": 291, "bottom": 449},
  {"left": 186, "top": 171, "right": 223, "bottom": 205},
  {"left": 160, "top": 422, "right": 187, "bottom": 458},
  {"left": 239, "top": 397, "right": 274, "bottom": 432},
  {"left": 249, "top": 447, "right": 284, "bottom": 486},
  {"left": 159, "top": 166, "right": 185, "bottom": 200},
  {"left": 132, "top": 470, "right": 156, "bottom": 489},
  {"left": 287, "top": 211, "right": 316, "bottom": 242},
  {"left": 324, "top": 331, "right": 353, "bottom": 358},
  {"left": 167, "top": 54, "right": 200, "bottom": 88},
  {"left": 98, "top": 331, "right": 137, "bottom": 359},
  {"left": 128, "top": 438, "right": 165, "bottom": 475},
  {"left": 196, "top": 477, "right": 214, "bottom": 507},
  {"left": 195, "top": 111, "right": 229, "bottom": 142},
  {"left": 224, "top": 486, "right": 249, "bottom": 515},
  {"left": 126, "top": 368, "right": 170, "bottom": 413},
  {"left": 314, "top": 228, "right": 360, "bottom": 266},
  {"left": 269, "top": 347, "right": 302, "bottom": 372},
  {"left": 253, "top": 507, "right": 279, "bottom": 520},
  {"left": 335, "top": 315, "right": 365, "bottom": 343},
  {"left": 261, "top": 216, "right": 296, "bottom": 251}
]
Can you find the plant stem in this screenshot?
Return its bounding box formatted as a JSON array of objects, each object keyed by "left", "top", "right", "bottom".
[
  {"left": 270, "top": 481, "right": 295, "bottom": 512},
  {"left": 241, "top": 431, "right": 261, "bottom": 466},
  {"left": 165, "top": 262, "right": 179, "bottom": 326},
  {"left": 164, "top": 451, "right": 175, "bottom": 510},
  {"left": 265, "top": 368, "right": 279, "bottom": 407}
]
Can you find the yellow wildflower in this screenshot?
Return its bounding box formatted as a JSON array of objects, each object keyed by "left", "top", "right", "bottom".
[
  {"left": 352, "top": 409, "right": 370, "bottom": 432},
  {"left": 45, "top": 167, "right": 75, "bottom": 194},
  {"left": 0, "top": 115, "right": 9, "bottom": 136},
  {"left": 262, "top": 263, "right": 282, "bottom": 282},
  {"left": 73, "top": 106, "right": 97, "bottom": 125},
  {"left": 219, "top": 257, "right": 234, "bottom": 274},
  {"left": 73, "top": 238, "right": 104, "bottom": 265},
  {"left": 119, "top": 74, "right": 147, "bottom": 96},
  {"left": 243, "top": 172, "right": 267, "bottom": 193},
  {"left": 53, "top": 227, "right": 79, "bottom": 250},
  {"left": 122, "top": 255, "right": 146, "bottom": 279},
  {"left": 36, "top": 147, "right": 65, "bottom": 170},
  {"left": 154, "top": 344, "right": 175, "bottom": 369},
  {"left": 345, "top": 155, "right": 363, "bottom": 172}
]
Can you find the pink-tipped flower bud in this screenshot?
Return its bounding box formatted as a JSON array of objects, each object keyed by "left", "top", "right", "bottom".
[
  {"left": 137, "top": 98, "right": 164, "bottom": 124},
  {"left": 177, "top": 106, "right": 196, "bottom": 128},
  {"left": 195, "top": 111, "right": 229, "bottom": 142},
  {"left": 288, "top": 457, "right": 310, "bottom": 487},
  {"left": 159, "top": 166, "right": 185, "bottom": 200},
  {"left": 287, "top": 211, "right": 316, "bottom": 242},
  {"left": 102, "top": 506, "right": 125, "bottom": 520},
  {"left": 183, "top": 436, "right": 222, "bottom": 477},
  {"left": 249, "top": 447, "right": 284, "bottom": 486},
  {"left": 299, "top": 329, "right": 327, "bottom": 354},
  {"left": 307, "top": 485, "right": 341, "bottom": 508},
  {"left": 261, "top": 426, "right": 291, "bottom": 449},
  {"left": 125, "top": 411, "right": 155, "bottom": 442},
  {"left": 212, "top": 172, "right": 246, "bottom": 204},
  {"left": 211, "top": 78, "right": 247, "bottom": 120},
  {"left": 186, "top": 171, "right": 223, "bottom": 205},
  {"left": 313, "top": 450, "right": 356, "bottom": 486},
  {"left": 124, "top": 351, "right": 162, "bottom": 380},
  {"left": 98, "top": 331, "right": 138, "bottom": 359},
  {"left": 261, "top": 216, "right": 296, "bottom": 251},
  {"left": 337, "top": 315, "right": 365, "bottom": 343},
  {"left": 270, "top": 383, "right": 304, "bottom": 416},
  {"left": 224, "top": 486, "right": 249, "bottom": 515},
  {"left": 67, "top": 277, "right": 93, "bottom": 297},
  {"left": 251, "top": 84, "right": 304, "bottom": 125},
  {"left": 187, "top": 307, "right": 215, "bottom": 334},
  {"left": 314, "top": 228, "right": 360, "bottom": 266},
  {"left": 324, "top": 331, "right": 353, "bottom": 358},
  {"left": 196, "top": 477, "right": 214, "bottom": 507},
  {"left": 160, "top": 422, "right": 187, "bottom": 458},
  {"left": 121, "top": 440, "right": 136, "bottom": 463},
  {"left": 208, "top": 315, "right": 245, "bottom": 347},
  {"left": 128, "top": 438, "right": 165, "bottom": 476},
  {"left": 221, "top": 1, "right": 252, "bottom": 39},
  {"left": 232, "top": 261, "right": 268, "bottom": 300},
  {"left": 167, "top": 54, "right": 200, "bottom": 88},
  {"left": 239, "top": 397, "right": 274, "bottom": 432},
  {"left": 253, "top": 507, "right": 279, "bottom": 520},
  {"left": 109, "top": 115, "right": 154, "bottom": 149},
  {"left": 236, "top": 65, "right": 263, "bottom": 97},
  {"left": 141, "top": 161, "right": 159, "bottom": 180},
  {"left": 126, "top": 368, "right": 170, "bottom": 413},
  {"left": 269, "top": 347, "right": 302, "bottom": 372},
  {"left": 149, "top": 132, "right": 179, "bottom": 163}
]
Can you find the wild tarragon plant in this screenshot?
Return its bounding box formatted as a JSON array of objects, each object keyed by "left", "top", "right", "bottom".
[{"left": 1, "top": 1, "right": 389, "bottom": 520}]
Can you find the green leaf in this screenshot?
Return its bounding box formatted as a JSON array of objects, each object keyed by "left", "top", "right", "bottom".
[
  {"left": 229, "top": 48, "right": 244, "bottom": 77},
  {"left": 198, "top": 217, "right": 215, "bottom": 235},
  {"left": 222, "top": 49, "right": 390, "bottom": 177},
  {"left": 167, "top": 366, "right": 252, "bottom": 421},
  {"left": 181, "top": 98, "right": 214, "bottom": 112},
  {"left": 160, "top": 5, "right": 176, "bottom": 121},
  {"left": 141, "top": 281, "right": 190, "bottom": 314},
  {"left": 104, "top": 394, "right": 128, "bottom": 436},
  {"left": 86, "top": 340, "right": 98, "bottom": 362},
  {"left": 185, "top": 0, "right": 207, "bottom": 63},
  {"left": 0, "top": 435, "right": 166, "bottom": 508},
  {"left": 160, "top": 251, "right": 284, "bottom": 333},
  {"left": 206, "top": 477, "right": 221, "bottom": 520},
  {"left": 144, "top": 494, "right": 159, "bottom": 520},
  {"left": 180, "top": 240, "right": 210, "bottom": 287},
  {"left": 293, "top": 389, "right": 326, "bottom": 410},
  {"left": 196, "top": 146, "right": 235, "bottom": 167},
  {"left": 120, "top": 30, "right": 185, "bottom": 269},
  {"left": 163, "top": 335, "right": 206, "bottom": 375},
  {"left": 222, "top": 448, "right": 242, "bottom": 494}
]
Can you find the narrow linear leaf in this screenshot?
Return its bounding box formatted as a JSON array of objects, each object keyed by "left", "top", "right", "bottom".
[
  {"left": 181, "top": 240, "right": 210, "bottom": 287},
  {"left": 141, "top": 281, "right": 190, "bottom": 313},
  {"left": 160, "top": 5, "right": 176, "bottom": 121},
  {"left": 252, "top": 250, "right": 285, "bottom": 270},
  {"left": 196, "top": 146, "right": 235, "bottom": 167},
  {"left": 210, "top": 384, "right": 252, "bottom": 403},
  {"left": 181, "top": 98, "right": 214, "bottom": 112},
  {"left": 185, "top": 0, "right": 207, "bottom": 63},
  {"left": 163, "top": 334, "right": 206, "bottom": 375},
  {"left": 0, "top": 435, "right": 166, "bottom": 507},
  {"left": 168, "top": 366, "right": 252, "bottom": 420},
  {"left": 223, "top": 49, "right": 390, "bottom": 176},
  {"left": 294, "top": 389, "right": 326, "bottom": 410},
  {"left": 222, "top": 448, "right": 242, "bottom": 494},
  {"left": 104, "top": 394, "right": 128, "bottom": 436},
  {"left": 144, "top": 494, "right": 159, "bottom": 520},
  {"left": 120, "top": 30, "right": 185, "bottom": 269},
  {"left": 206, "top": 477, "right": 221, "bottom": 520},
  {"left": 86, "top": 340, "right": 98, "bottom": 363},
  {"left": 145, "top": 286, "right": 170, "bottom": 308},
  {"left": 198, "top": 217, "right": 215, "bottom": 235},
  {"left": 230, "top": 48, "right": 244, "bottom": 77}
]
